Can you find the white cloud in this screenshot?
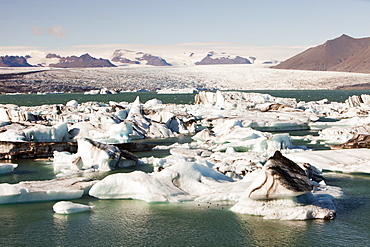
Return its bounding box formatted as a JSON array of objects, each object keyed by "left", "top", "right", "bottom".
[
  {"left": 47, "top": 25, "right": 67, "bottom": 38},
  {"left": 32, "top": 26, "right": 41, "bottom": 36}
]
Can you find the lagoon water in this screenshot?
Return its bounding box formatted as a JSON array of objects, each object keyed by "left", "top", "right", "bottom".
[{"left": 1, "top": 90, "right": 370, "bottom": 246}]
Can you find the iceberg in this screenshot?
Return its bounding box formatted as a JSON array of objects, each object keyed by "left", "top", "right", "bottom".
[
  {"left": 0, "top": 177, "right": 96, "bottom": 204},
  {"left": 53, "top": 138, "right": 138, "bottom": 175},
  {"left": 230, "top": 151, "right": 338, "bottom": 220},
  {"left": 89, "top": 161, "right": 234, "bottom": 203},
  {"left": 286, "top": 149, "right": 370, "bottom": 173},
  {"left": 0, "top": 163, "right": 18, "bottom": 174},
  {"left": 53, "top": 201, "right": 93, "bottom": 214},
  {"left": 244, "top": 151, "right": 313, "bottom": 200},
  {"left": 90, "top": 152, "right": 340, "bottom": 220}
]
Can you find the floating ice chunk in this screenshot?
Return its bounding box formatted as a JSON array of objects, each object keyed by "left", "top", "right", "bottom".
[
  {"left": 286, "top": 149, "right": 370, "bottom": 173},
  {"left": 53, "top": 151, "right": 83, "bottom": 173},
  {"left": 244, "top": 151, "right": 313, "bottom": 200},
  {"left": 230, "top": 194, "right": 336, "bottom": 220},
  {"left": 0, "top": 177, "right": 95, "bottom": 204},
  {"left": 148, "top": 122, "right": 174, "bottom": 138},
  {"left": 53, "top": 201, "right": 93, "bottom": 214},
  {"left": 127, "top": 96, "right": 142, "bottom": 120},
  {"left": 192, "top": 128, "right": 213, "bottom": 142},
  {"left": 106, "top": 122, "right": 132, "bottom": 143},
  {"left": 144, "top": 98, "right": 162, "bottom": 108},
  {"left": 77, "top": 138, "right": 137, "bottom": 171},
  {"left": 0, "top": 163, "right": 18, "bottom": 174},
  {"left": 66, "top": 100, "right": 78, "bottom": 107},
  {"left": 230, "top": 151, "right": 338, "bottom": 220},
  {"left": 23, "top": 122, "right": 70, "bottom": 142},
  {"left": 89, "top": 161, "right": 234, "bottom": 203},
  {"left": 53, "top": 138, "right": 138, "bottom": 176}
]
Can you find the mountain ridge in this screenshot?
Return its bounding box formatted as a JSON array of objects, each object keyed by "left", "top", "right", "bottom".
[{"left": 275, "top": 34, "right": 370, "bottom": 73}]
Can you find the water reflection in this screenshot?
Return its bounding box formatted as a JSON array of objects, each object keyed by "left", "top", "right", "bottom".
[{"left": 234, "top": 213, "right": 313, "bottom": 246}]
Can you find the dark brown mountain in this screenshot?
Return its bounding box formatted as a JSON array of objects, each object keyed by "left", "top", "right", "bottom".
[
  {"left": 274, "top": 34, "right": 370, "bottom": 73},
  {"left": 50, "top": 53, "right": 116, "bottom": 68},
  {"left": 0, "top": 55, "right": 33, "bottom": 67}
]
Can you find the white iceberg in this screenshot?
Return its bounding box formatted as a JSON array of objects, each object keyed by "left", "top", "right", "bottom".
[
  {"left": 53, "top": 138, "right": 138, "bottom": 175},
  {"left": 53, "top": 201, "right": 93, "bottom": 214},
  {"left": 0, "top": 177, "right": 95, "bottom": 204},
  {"left": 89, "top": 161, "right": 234, "bottom": 203},
  {"left": 0, "top": 163, "right": 18, "bottom": 174},
  {"left": 286, "top": 149, "right": 370, "bottom": 173}
]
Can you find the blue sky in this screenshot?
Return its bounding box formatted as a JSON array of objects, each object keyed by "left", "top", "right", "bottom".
[{"left": 1, "top": 0, "right": 370, "bottom": 49}]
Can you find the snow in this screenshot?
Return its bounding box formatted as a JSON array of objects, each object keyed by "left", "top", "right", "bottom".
[{"left": 53, "top": 201, "right": 93, "bottom": 214}]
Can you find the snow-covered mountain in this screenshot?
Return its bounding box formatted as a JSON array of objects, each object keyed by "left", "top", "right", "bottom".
[
  {"left": 0, "top": 55, "right": 33, "bottom": 67},
  {"left": 0, "top": 42, "right": 308, "bottom": 67},
  {"left": 111, "top": 50, "right": 171, "bottom": 66},
  {"left": 195, "top": 51, "right": 252, "bottom": 65}
]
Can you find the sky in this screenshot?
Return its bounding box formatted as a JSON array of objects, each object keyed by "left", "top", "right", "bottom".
[{"left": 1, "top": 0, "right": 370, "bottom": 50}]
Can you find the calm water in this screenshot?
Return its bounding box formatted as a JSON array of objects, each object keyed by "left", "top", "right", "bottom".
[
  {"left": 1, "top": 89, "right": 370, "bottom": 106},
  {"left": 1, "top": 90, "right": 370, "bottom": 246}
]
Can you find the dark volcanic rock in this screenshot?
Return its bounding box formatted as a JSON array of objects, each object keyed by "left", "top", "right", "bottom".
[
  {"left": 195, "top": 53, "right": 251, "bottom": 65},
  {"left": 50, "top": 53, "right": 116, "bottom": 68},
  {"left": 111, "top": 49, "right": 171, "bottom": 66},
  {"left": 111, "top": 57, "right": 140, "bottom": 64},
  {"left": 46, "top": 53, "right": 61, "bottom": 59},
  {"left": 246, "top": 151, "right": 313, "bottom": 200},
  {"left": 0, "top": 56, "right": 33, "bottom": 67},
  {"left": 329, "top": 134, "right": 370, "bottom": 149},
  {"left": 140, "top": 54, "right": 171, "bottom": 66},
  {"left": 275, "top": 34, "right": 370, "bottom": 73}
]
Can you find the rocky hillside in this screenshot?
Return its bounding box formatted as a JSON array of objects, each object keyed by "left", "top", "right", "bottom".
[
  {"left": 111, "top": 50, "right": 171, "bottom": 66},
  {"left": 275, "top": 34, "right": 370, "bottom": 73},
  {"left": 0, "top": 56, "right": 33, "bottom": 67},
  {"left": 195, "top": 51, "right": 252, "bottom": 65},
  {"left": 49, "top": 53, "right": 116, "bottom": 68}
]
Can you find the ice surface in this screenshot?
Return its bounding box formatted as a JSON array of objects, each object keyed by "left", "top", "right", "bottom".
[
  {"left": 53, "top": 138, "right": 138, "bottom": 176},
  {"left": 53, "top": 201, "right": 93, "bottom": 214},
  {"left": 89, "top": 161, "right": 235, "bottom": 203},
  {"left": 0, "top": 177, "right": 96, "bottom": 204},
  {"left": 286, "top": 149, "right": 370, "bottom": 173},
  {"left": 0, "top": 163, "right": 18, "bottom": 174},
  {"left": 230, "top": 192, "right": 337, "bottom": 220}
]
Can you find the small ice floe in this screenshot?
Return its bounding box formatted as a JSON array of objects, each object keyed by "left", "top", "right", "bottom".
[
  {"left": 0, "top": 163, "right": 18, "bottom": 174},
  {"left": 53, "top": 201, "right": 93, "bottom": 214},
  {"left": 286, "top": 149, "right": 370, "bottom": 174},
  {"left": 0, "top": 177, "right": 96, "bottom": 204}
]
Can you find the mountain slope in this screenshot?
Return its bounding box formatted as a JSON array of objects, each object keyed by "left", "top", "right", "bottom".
[
  {"left": 50, "top": 53, "right": 116, "bottom": 68},
  {"left": 0, "top": 55, "right": 33, "bottom": 67},
  {"left": 111, "top": 49, "right": 171, "bottom": 66},
  {"left": 195, "top": 51, "right": 252, "bottom": 65},
  {"left": 274, "top": 34, "right": 370, "bottom": 73}
]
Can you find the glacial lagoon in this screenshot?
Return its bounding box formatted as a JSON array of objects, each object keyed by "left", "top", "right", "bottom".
[{"left": 1, "top": 90, "right": 370, "bottom": 246}]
